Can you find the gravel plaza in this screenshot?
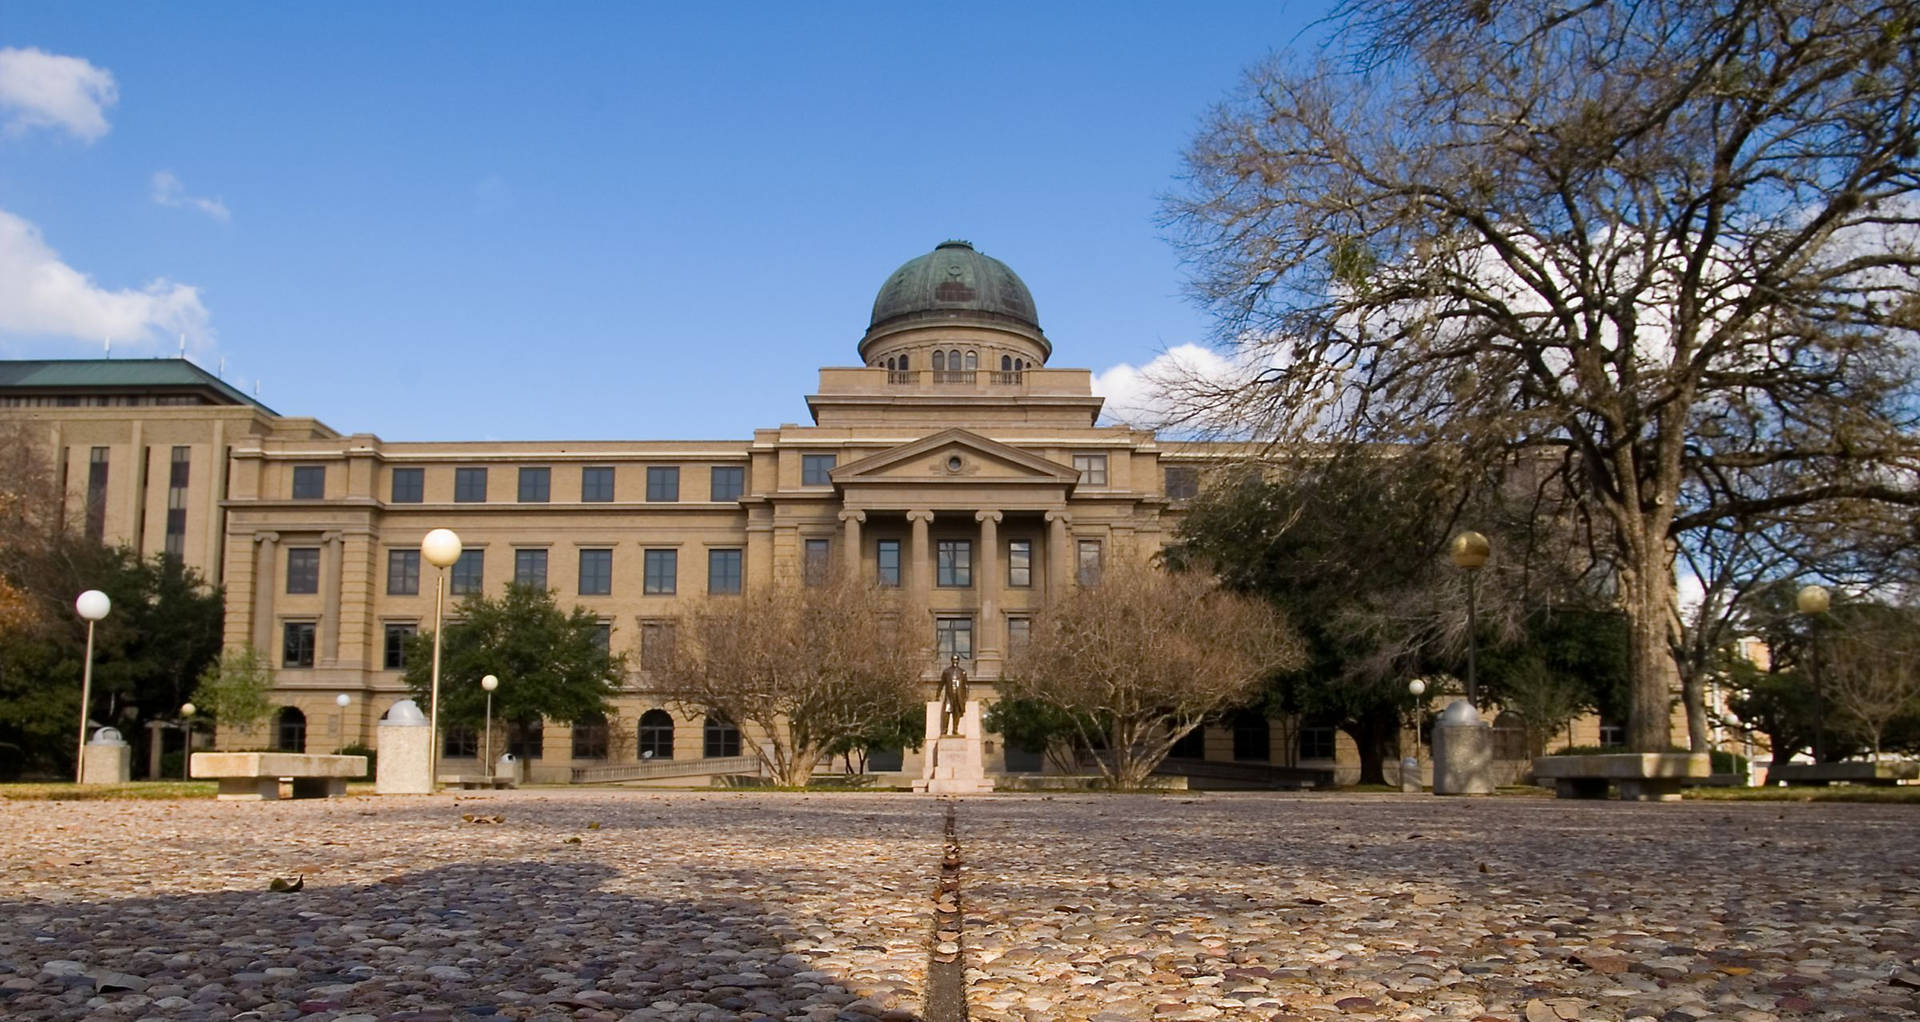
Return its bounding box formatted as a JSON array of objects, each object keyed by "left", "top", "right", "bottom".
[{"left": 1, "top": 791, "right": 1916, "bottom": 1022}]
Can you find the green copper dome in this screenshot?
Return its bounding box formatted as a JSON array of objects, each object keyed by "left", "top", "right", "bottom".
[{"left": 867, "top": 240, "right": 1043, "bottom": 335}]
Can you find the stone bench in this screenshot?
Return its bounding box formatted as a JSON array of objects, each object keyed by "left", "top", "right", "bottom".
[
  {"left": 1532, "top": 753, "right": 1710, "bottom": 802},
  {"left": 190, "top": 752, "right": 368, "bottom": 800},
  {"left": 1771, "top": 761, "right": 1919, "bottom": 787},
  {"left": 439, "top": 774, "right": 516, "bottom": 790}
]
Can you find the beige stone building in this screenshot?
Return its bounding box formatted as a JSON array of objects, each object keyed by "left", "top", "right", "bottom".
[{"left": 6, "top": 240, "right": 1644, "bottom": 784}]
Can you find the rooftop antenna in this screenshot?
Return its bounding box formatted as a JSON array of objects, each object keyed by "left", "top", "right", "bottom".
[
  {"left": 254, "top": 379, "right": 261, "bottom": 399},
  {"left": 103, "top": 337, "right": 112, "bottom": 359},
  {"left": 218, "top": 355, "right": 227, "bottom": 379},
  {"left": 178, "top": 333, "right": 187, "bottom": 358}
]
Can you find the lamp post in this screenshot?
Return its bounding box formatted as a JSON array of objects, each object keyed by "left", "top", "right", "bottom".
[
  {"left": 481, "top": 674, "right": 499, "bottom": 779},
  {"left": 421, "top": 528, "right": 464, "bottom": 792},
  {"left": 1404, "top": 677, "right": 1428, "bottom": 793},
  {"left": 74, "top": 589, "right": 112, "bottom": 784},
  {"left": 1449, "top": 531, "right": 1490, "bottom": 706},
  {"left": 1797, "top": 583, "right": 1831, "bottom": 764},
  {"left": 180, "top": 702, "right": 196, "bottom": 779},
  {"left": 335, "top": 693, "right": 352, "bottom": 751}
]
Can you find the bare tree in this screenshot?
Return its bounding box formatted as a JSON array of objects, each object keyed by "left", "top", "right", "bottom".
[
  {"left": 1166, "top": 0, "right": 1920, "bottom": 751},
  {"left": 659, "top": 576, "right": 924, "bottom": 787},
  {"left": 1001, "top": 563, "right": 1303, "bottom": 789},
  {"left": 1823, "top": 605, "right": 1920, "bottom": 760}
]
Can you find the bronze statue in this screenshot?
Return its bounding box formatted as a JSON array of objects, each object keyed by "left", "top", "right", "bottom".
[{"left": 938, "top": 654, "right": 969, "bottom": 736}]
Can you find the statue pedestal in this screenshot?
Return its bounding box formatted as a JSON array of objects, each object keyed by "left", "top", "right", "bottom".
[{"left": 913, "top": 699, "right": 994, "bottom": 795}]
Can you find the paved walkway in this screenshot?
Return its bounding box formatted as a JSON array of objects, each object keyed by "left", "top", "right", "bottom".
[{"left": 0, "top": 791, "right": 1914, "bottom": 1021}]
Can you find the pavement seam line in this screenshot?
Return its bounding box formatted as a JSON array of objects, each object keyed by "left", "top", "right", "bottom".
[{"left": 923, "top": 799, "right": 969, "bottom": 1022}]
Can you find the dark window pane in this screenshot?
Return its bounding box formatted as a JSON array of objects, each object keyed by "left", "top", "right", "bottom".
[
  {"left": 801, "top": 454, "right": 835, "bottom": 486},
  {"left": 1006, "top": 616, "right": 1030, "bottom": 655},
  {"left": 646, "top": 466, "right": 680, "bottom": 502},
  {"left": 450, "top": 550, "right": 484, "bottom": 595},
  {"left": 638, "top": 709, "right": 675, "bottom": 759},
  {"left": 1008, "top": 539, "right": 1031, "bottom": 587},
  {"left": 292, "top": 465, "right": 325, "bottom": 499},
  {"left": 283, "top": 622, "right": 316, "bottom": 668},
  {"left": 286, "top": 548, "right": 320, "bottom": 594},
  {"left": 937, "top": 540, "right": 972, "bottom": 587},
  {"left": 454, "top": 467, "right": 488, "bottom": 502},
  {"left": 514, "top": 549, "right": 549, "bottom": 589},
  {"left": 876, "top": 539, "right": 900, "bottom": 587},
  {"left": 387, "top": 549, "right": 420, "bottom": 595},
  {"left": 703, "top": 716, "right": 741, "bottom": 758},
  {"left": 518, "top": 467, "right": 551, "bottom": 503},
  {"left": 643, "top": 549, "right": 676, "bottom": 594},
  {"left": 590, "top": 622, "right": 611, "bottom": 653},
  {"left": 1233, "top": 713, "right": 1271, "bottom": 762},
  {"left": 580, "top": 548, "right": 613, "bottom": 595},
  {"left": 383, "top": 623, "right": 416, "bottom": 670},
  {"left": 85, "top": 447, "right": 108, "bottom": 541},
  {"left": 274, "top": 707, "right": 307, "bottom": 752},
  {"left": 572, "top": 719, "right": 609, "bottom": 760},
  {"left": 1077, "top": 540, "right": 1102, "bottom": 586},
  {"left": 802, "top": 538, "right": 829, "bottom": 586},
  {"left": 443, "top": 725, "right": 478, "bottom": 758},
  {"left": 709, "top": 465, "right": 744, "bottom": 502},
  {"left": 508, "top": 720, "right": 544, "bottom": 760},
  {"left": 708, "top": 549, "right": 742, "bottom": 594},
  {"left": 935, "top": 618, "right": 973, "bottom": 662},
  {"left": 1164, "top": 466, "right": 1200, "bottom": 501},
  {"left": 581, "top": 466, "right": 615, "bottom": 502},
  {"left": 1299, "top": 724, "right": 1337, "bottom": 761},
  {"left": 390, "top": 467, "right": 424, "bottom": 503}
]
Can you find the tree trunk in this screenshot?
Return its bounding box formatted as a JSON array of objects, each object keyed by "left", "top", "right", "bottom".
[
  {"left": 1343, "top": 707, "right": 1398, "bottom": 786},
  {"left": 1681, "top": 669, "right": 1710, "bottom": 753},
  {"left": 1618, "top": 548, "right": 1680, "bottom": 753}
]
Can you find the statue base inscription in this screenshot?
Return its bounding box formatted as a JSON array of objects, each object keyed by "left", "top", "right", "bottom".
[{"left": 912, "top": 699, "right": 994, "bottom": 795}]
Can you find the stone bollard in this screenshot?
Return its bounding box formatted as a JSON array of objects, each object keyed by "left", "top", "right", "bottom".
[
  {"left": 494, "top": 752, "right": 522, "bottom": 786},
  {"left": 376, "top": 699, "right": 432, "bottom": 794},
  {"left": 82, "top": 727, "right": 132, "bottom": 784},
  {"left": 1432, "top": 700, "right": 1495, "bottom": 795}
]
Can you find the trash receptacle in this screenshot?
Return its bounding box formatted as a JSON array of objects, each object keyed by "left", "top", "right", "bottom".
[
  {"left": 376, "top": 699, "right": 431, "bottom": 794},
  {"left": 1432, "top": 700, "right": 1494, "bottom": 795},
  {"left": 83, "top": 726, "right": 131, "bottom": 784},
  {"left": 494, "top": 752, "right": 521, "bottom": 786}
]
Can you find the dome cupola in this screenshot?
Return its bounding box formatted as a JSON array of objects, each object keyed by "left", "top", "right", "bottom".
[{"left": 859, "top": 240, "right": 1050, "bottom": 371}]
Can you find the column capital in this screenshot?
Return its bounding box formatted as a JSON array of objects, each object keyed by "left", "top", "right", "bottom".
[
  {"left": 322, "top": 531, "right": 344, "bottom": 545},
  {"left": 974, "top": 509, "right": 1003, "bottom": 525},
  {"left": 254, "top": 531, "right": 281, "bottom": 546},
  {"left": 1044, "top": 510, "right": 1072, "bottom": 525},
  {"left": 837, "top": 509, "right": 868, "bottom": 524},
  {"left": 906, "top": 509, "right": 936, "bottom": 525}
]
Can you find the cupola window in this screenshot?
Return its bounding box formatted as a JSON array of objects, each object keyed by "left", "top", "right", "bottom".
[
  {"left": 932, "top": 350, "right": 946, "bottom": 371},
  {"left": 964, "top": 351, "right": 977, "bottom": 370}
]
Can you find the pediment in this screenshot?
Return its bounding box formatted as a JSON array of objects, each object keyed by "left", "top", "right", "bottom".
[{"left": 831, "top": 428, "right": 1079, "bottom": 487}]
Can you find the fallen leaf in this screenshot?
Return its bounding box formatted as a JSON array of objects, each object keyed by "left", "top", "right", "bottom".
[{"left": 268, "top": 875, "right": 303, "bottom": 893}]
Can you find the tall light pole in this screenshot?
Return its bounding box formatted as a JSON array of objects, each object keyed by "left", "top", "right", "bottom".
[
  {"left": 335, "top": 693, "right": 352, "bottom": 751},
  {"left": 180, "top": 702, "right": 196, "bottom": 779},
  {"left": 421, "top": 528, "right": 464, "bottom": 792},
  {"left": 1797, "top": 583, "right": 1831, "bottom": 764},
  {"left": 74, "top": 590, "right": 112, "bottom": 784},
  {"left": 1449, "top": 531, "right": 1490, "bottom": 706},
  {"left": 481, "top": 674, "right": 499, "bottom": 779}
]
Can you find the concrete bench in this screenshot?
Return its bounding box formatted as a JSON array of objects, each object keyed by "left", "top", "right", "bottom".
[
  {"left": 1771, "top": 761, "right": 1919, "bottom": 786},
  {"left": 1532, "top": 753, "right": 1710, "bottom": 802},
  {"left": 439, "top": 774, "right": 516, "bottom": 790},
  {"left": 191, "top": 752, "right": 368, "bottom": 800}
]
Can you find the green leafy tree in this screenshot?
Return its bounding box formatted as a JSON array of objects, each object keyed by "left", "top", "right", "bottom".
[
  {"left": 1481, "top": 609, "right": 1631, "bottom": 759},
  {"left": 982, "top": 697, "right": 1104, "bottom": 775},
  {"left": 823, "top": 708, "right": 924, "bottom": 774},
  {"left": 188, "top": 645, "right": 276, "bottom": 734},
  {"left": 403, "top": 583, "right": 625, "bottom": 734}
]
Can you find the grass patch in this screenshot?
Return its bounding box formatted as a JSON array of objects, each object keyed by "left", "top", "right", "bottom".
[
  {"left": 1683, "top": 785, "right": 1920, "bottom": 804},
  {"left": 1, "top": 781, "right": 219, "bottom": 801}
]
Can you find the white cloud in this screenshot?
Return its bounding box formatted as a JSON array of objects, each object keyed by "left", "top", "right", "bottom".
[
  {"left": 1092, "top": 343, "right": 1250, "bottom": 428},
  {"left": 0, "top": 47, "right": 117, "bottom": 142},
  {"left": 151, "top": 170, "right": 231, "bottom": 222},
  {"left": 0, "top": 207, "right": 211, "bottom": 348}
]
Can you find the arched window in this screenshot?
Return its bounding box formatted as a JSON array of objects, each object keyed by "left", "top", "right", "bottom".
[
  {"left": 932, "top": 350, "right": 946, "bottom": 371},
  {"left": 274, "top": 707, "right": 307, "bottom": 752},
  {"left": 887, "top": 357, "right": 897, "bottom": 370},
  {"left": 898, "top": 353, "right": 908, "bottom": 370},
  {"left": 964, "top": 351, "right": 977, "bottom": 370},
  {"left": 1232, "top": 711, "right": 1270, "bottom": 762},
  {"left": 1169, "top": 723, "right": 1206, "bottom": 760},
  {"left": 1014, "top": 358, "right": 1025, "bottom": 371},
  {"left": 639, "top": 709, "right": 675, "bottom": 759},
  {"left": 947, "top": 348, "right": 961, "bottom": 368},
  {"left": 1001, "top": 355, "right": 1012, "bottom": 371},
  {"left": 704, "top": 715, "right": 741, "bottom": 758}
]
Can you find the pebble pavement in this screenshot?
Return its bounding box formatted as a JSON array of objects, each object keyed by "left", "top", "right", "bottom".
[{"left": 1, "top": 790, "right": 1916, "bottom": 1022}]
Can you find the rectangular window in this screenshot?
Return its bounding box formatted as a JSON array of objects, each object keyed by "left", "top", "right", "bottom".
[
  {"left": 1072, "top": 454, "right": 1108, "bottom": 487},
  {"left": 572, "top": 720, "right": 609, "bottom": 760},
  {"left": 579, "top": 548, "right": 613, "bottom": 596},
  {"left": 518, "top": 466, "right": 551, "bottom": 503},
  {"left": 514, "top": 548, "right": 549, "bottom": 589},
  {"left": 454, "top": 466, "right": 488, "bottom": 502},
  {"left": 646, "top": 466, "right": 680, "bottom": 502},
  {"left": 802, "top": 538, "right": 830, "bottom": 586},
  {"left": 1077, "top": 539, "right": 1103, "bottom": 586},
  {"left": 710, "top": 465, "right": 744, "bottom": 502},
  {"left": 386, "top": 549, "right": 420, "bottom": 595},
  {"left": 85, "top": 446, "right": 108, "bottom": 541},
  {"left": 1164, "top": 466, "right": 1200, "bottom": 500},
  {"left": 1007, "top": 539, "right": 1032, "bottom": 588},
  {"left": 164, "top": 447, "right": 189, "bottom": 560},
  {"left": 801, "top": 454, "right": 836, "bottom": 486},
  {"left": 292, "top": 465, "right": 325, "bottom": 499},
  {"left": 286, "top": 548, "right": 320, "bottom": 594},
  {"left": 1007, "top": 616, "right": 1031, "bottom": 655},
  {"left": 708, "top": 548, "right": 742, "bottom": 594},
  {"left": 1597, "top": 716, "right": 1626, "bottom": 747},
  {"left": 876, "top": 539, "right": 901, "bottom": 587},
  {"left": 581, "top": 466, "right": 615, "bottom": 502},
  {"left": 935, "top": 618, "right": 974, "bottom": 662},
  {"left": 282, "top": 621, "right": 316, "bottom": 668},
  {"left": 390, "top": 467, "right": 424, "bottom": 503},
  {"left": 641, "top": 620, "right": 676, "bottom": 671},
  {"left": 643, "top": 549, "right": 677, "bottom": 594},
  {"left": 1299, "top": 725, "right": 1337, "bottom": 761},
  {"left": 590, "top": 622, "right": 611, "bottom": 653},
  {"left": 937, "top": 539, "right": 972, "bottom": 587},
  {"left": 444, "top": 725, "right": 478, "bottom": 759},
  {"left": 507, "top": 720, "right": 543, "bottom": 760},
  {"left": 450, "top": 549, "right": 484, "bottom": 595},
  {"left": 383, "top": 623, "right": 416, "bottom": 670}
]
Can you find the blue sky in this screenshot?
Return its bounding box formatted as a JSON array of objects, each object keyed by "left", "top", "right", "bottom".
[{"left": 1, "top": 4, "right": 1328, "bottom": 440}]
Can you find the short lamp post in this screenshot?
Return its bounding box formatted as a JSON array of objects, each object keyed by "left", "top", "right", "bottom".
[
  {"left": 1404, "top": 677, "right": 1428, "bottom": 793},
  {"left": 481, "top": 674, "right": 499, "bottom": 778},
  {"left": 74, "top": 589, "right": 112, "bottom": 784},
  {"left": 180, "top": 702, "right": 196, "bottom": 779},
  {"left": 334, "top": 693, "right": 352, "bottom": 751},
  {"left": 1797, "top": 583, "right": 1831, "bottom": 764},
  {"left": 1449, "top": 531, "right": 1490, "bottom": 706},
  {"left": 421, "top": 528, "right": 464, "bottom": 792}
]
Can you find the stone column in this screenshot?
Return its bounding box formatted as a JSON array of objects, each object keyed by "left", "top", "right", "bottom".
[
  {"left": 745, "top": 520, "right": 773, "bottom": 592},
  {"left": 906, "top": 509, "right": 935, "bottom": 608},
  {"left": 975, "top": 510, "right": 1002, "bottom": 668},
  {"left": 838, "top": 509, "right": 866, "bottom": 581},
  {"left": 204, "top": 420, "right": 226, "bottom": 582},
  {"left": 251, "top": 532, "right": 280, "bottom": 654},
  {"left": 124, "top": 420, "right": 144, "bottom": 554},
  {"left": 1045, "top": 510, "right": 1072, "bottom": 596},
  {"left": 321, "top": 532, "right": 344, "bottom": 665}
]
